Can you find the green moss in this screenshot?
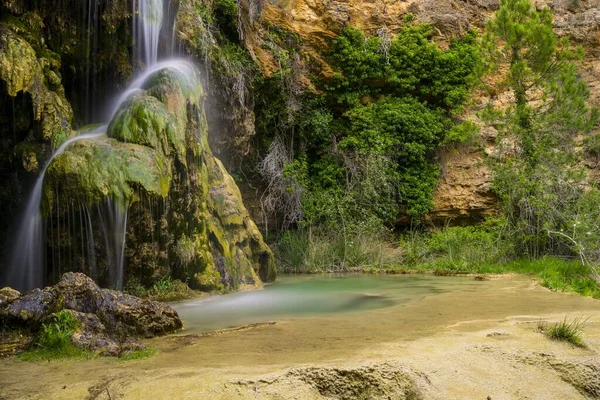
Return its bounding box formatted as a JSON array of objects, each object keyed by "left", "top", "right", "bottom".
[
  {"left": 118, "top": 347, "right": 157, "bottom": 361},
  {"left": 43, "top": 138, "right": 172, "bottom": 213},
  {"left": 41, "top": 58, "right": 275, "bottom": 291},
  {"left": 194, "top": 262, "right": 225, "bottom": 292},
  {"left": 0, "top": 21, "right": 73, "bottom": 149},
  {"left": 109, "top": 94, "right": 177, "bottom": 155}
]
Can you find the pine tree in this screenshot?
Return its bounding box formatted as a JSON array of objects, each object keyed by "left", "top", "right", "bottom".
[{"left": 481, "top": 0, "right": 598, "bottom": 258}]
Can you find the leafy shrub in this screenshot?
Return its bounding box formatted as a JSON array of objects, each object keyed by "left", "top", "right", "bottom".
[
  {"left": 20, "top": 310, "right": 93, "bottom": 361},
  {"left": 256, "top": 18, "right": 482, "bottom": 234},
  {"left": 147, "top": 276, "right": 197, "bottom": 302}
]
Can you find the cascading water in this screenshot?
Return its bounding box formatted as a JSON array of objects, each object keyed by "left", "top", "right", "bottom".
[
  {"left": 97, "top": 198, "right": 129, "bottom": 291},
  {"left": 136, "top": 0, "right": 164, "bottom": 68},
  {"left": 5, "top": 127, "right": 106, "bottom": 292},
  {"left": 111, "top": 59, "right": 196, "bottom": 118},
  {"left": 4, "top": 0, "right": 183, "bottom": 291}
]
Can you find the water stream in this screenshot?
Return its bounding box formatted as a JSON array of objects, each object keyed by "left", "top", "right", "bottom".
[
  {"left": 6, "top": 127, "right": 106, "bottom": 291},
  {"left": 136, "top": 0, "right": 164, "bottom": 68}
]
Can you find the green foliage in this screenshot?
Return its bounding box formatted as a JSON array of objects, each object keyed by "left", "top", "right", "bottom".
[
  {"left": 583, "top": 133, "right": 600, "bottom": 164},
  {"left": 538, "top": 316, "right": 587, "bottom": 347},
  {"left": 274, "top": 218, "right": 600, "bottom": 297},
  {"left": 323, "top": 21, "right": 480, "bottom": 219},
  {"left": 395, "top": 219, "right": 508, "bottom": 272},
  {"left": 153, "top": 276, "right": 174, "bottom": 292},
  {"left": 125, "top": 275, "right": 198, "bottom": 302},
  {"left": 149, "top": 276, "right": 197, "bottom": 302},
  {"left": 275, "top": 229, "right": 402, "bottom": 273},
  {"left": 257, "top": 18, "right": 482, "bottom": 235},
  {"left": 328, "top": 21, "right": 480, "bottom": 110},
  {"left": 214, "top": 0, "right": 239, "bottom": 42},
  {"left": 442, "top": 121, "right": 479, "bottom": 146},
  {"left": 118, "top": 347, "right": 157, "bottom": 361},
  {"left": 20, "top": 310, "right": 94, "bottom": 361},
  {"left": 481, "top": 0, "right": 599, "bottom": 261}
]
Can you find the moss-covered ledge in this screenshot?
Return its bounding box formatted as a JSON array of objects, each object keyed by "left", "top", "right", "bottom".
[{"left": 43, "top": 64, "right": 276, "bottom": 292}]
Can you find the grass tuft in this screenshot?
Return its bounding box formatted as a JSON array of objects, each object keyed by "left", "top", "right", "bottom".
[
  {"left": 537, "top": 316, "right": 588, "bottom": 347},
  {"left": 118, "top": 347, "right": 157, "bottom": 361},
  {"left": 19, "top": 310, "right": 95, "bottom": 361},
  {"left": 126, "top": 276, "right": 199, "bottom": 302}
]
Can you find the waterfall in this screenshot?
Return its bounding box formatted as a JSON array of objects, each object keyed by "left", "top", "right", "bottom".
[
  {"left": 136, "top": 0, "right": 164, "bottom": 68},
  {"left": 110, "top": 59, "right": 196, "bottom": 118},
  {"left": 4, "top": 127, "right": 106, "bottom": 292},
  {"left": 4, "top": 0, "right": 183, "bottom": 291},
  {"left": 97, "top": 198, "right": 129, "bottom": 291}
]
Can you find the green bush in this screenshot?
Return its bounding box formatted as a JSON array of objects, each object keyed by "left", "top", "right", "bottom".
[
  {"left": 397, "top": 221, "right": 508, "bottom": 269},
  {"left": 148, "top": 276, "right": 197, "bottom": 302},
  {"left": 20, "top": 310, "right": 93, "bottom": 361},
  {"left": 255, "top": 18, "right": 482, "bottom": 234}
]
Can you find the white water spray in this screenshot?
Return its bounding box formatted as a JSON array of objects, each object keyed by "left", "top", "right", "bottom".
[
  {"left": 110, "top": 59, "right": 196, "bottom": 117},
  {"left": 6, "top": 127, "right": 106, "bottom": 291},
  {"left": 137, "top": 0, "right": 164, "bottom": 68}
]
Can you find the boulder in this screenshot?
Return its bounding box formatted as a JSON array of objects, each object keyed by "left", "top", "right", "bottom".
[
  {"left": 55, "top": 272, "right": 182, "bottom": 339},
  {"left": 0, "top": 272, "right": 182, "bottom": 356},
  {"left": 0, "top": 288, "right": 61, "bottom": 327}
]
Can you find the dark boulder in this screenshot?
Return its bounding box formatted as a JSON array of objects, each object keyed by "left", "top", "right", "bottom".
[{"left": 0, "top": 288, "right": 61, "bottom": 327}]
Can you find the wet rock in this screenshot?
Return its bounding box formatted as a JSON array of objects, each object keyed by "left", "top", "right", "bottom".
[
  {"left": 55, "top": 272, "right": 182, "bottom": 339},
  {"left": 0, "top": 287, "right": 20, "bottom": 305},
  {"left": 69, "top": 309, "right": 145, "bottom": 357},
  {"left": 0, "top": 288, "right": 61, "bottom": 327},
  {"left": 45, "top": 62, "right": 275, "bottom": 291}
]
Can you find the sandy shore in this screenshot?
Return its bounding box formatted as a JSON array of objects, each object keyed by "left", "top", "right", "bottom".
[{"left": 0, "top": 276, "right": 599, "bottom": 399}]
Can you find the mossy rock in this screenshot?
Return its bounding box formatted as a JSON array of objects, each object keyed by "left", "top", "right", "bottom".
[
  {"left": 0, "top": 21, "right": 72, "bottom": 148},
  {"left": 44, "top": 138, "right": 171, "bottom": 212},
  {"left": 43, "top": 61, "right": 275, "bottom": 292}
]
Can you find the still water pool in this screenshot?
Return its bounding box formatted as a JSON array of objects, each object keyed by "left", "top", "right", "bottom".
[{"left": 174, "top": 274, "right": 485, "bottom": 333}]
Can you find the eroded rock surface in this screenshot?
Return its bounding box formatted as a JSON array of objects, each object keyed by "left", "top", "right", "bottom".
[{"left": 238, "top": 362, "right": 432, "bottom": 399}]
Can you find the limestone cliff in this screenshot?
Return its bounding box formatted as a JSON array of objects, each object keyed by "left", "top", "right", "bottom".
[{"left": 240, "top": 0, "right": 600, "bottom": 223}]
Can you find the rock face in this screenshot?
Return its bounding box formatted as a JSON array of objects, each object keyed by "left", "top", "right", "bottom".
[
  {"left": 239, "top": 0, "right": 600, "bottom": 224},
  {"left": 428, "top": 145, "right": 497, "bottom": 225},
  {"left": 0, "top": 288, "right": 20, "bottom": 306},
  {"left": 0, "top": 272, "right": 182, "bottom": 356},
  {"left": 0, "top": 21, "right": 73, "bottom": 150}
]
